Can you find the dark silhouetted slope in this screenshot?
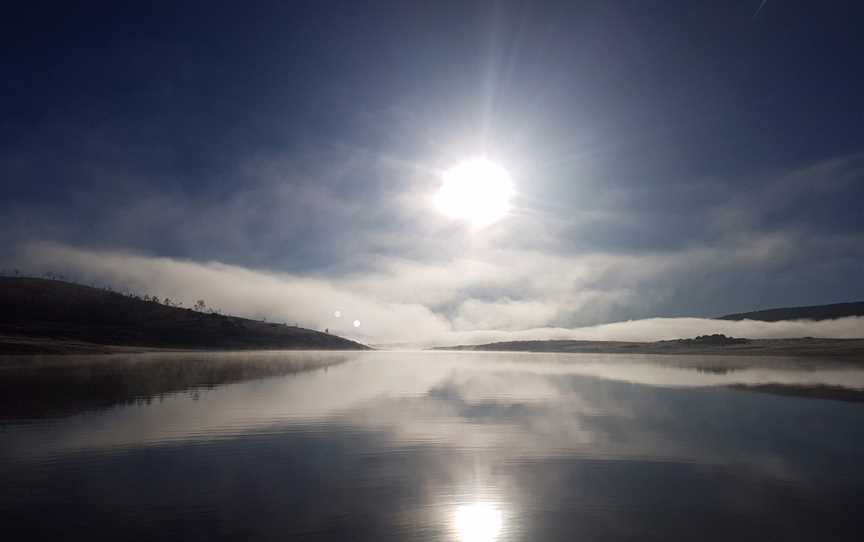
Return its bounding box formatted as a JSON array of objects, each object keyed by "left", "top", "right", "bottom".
[
  {"left": 719, "top": 301, "right": 864, "bottom": 322},
  {"left": 0, "top": 278, "right": 368, "bottom": 352}
]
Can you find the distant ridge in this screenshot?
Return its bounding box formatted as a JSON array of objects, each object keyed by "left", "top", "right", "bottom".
[
  {"left": 433, "top": 302, "right": 864, "bottom": 357},
  {"left": 0, "top": 277, "right": 368, "bottom": 353},
  {"left": 433, "top": 337, "right": 864, "bottom": 358},
  {"left": 718, "top": 301, "right": 864, "bottom": 322}
]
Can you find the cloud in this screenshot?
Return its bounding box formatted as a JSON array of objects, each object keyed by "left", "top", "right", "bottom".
[
  {"left": 6, "top": 146, "right": 864, "bottom": 347},
  {"left": 17, "top": 242, "right": 864, "bottom": 346},
  {"left": 441, "top": 316, "right": 864, "bottom": 345}
]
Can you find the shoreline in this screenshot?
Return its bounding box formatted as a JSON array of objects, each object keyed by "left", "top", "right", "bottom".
[{"left": 0, "top": 334, "right": 370, "bottom": 356}]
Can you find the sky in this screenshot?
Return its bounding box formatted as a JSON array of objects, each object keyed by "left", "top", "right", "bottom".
[{"left": 2, "top": 1, "right": 864, "bottom": 345}]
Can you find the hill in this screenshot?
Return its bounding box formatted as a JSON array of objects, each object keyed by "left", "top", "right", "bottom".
[
  {"left": 719, "top": 301, "right": 864, "bottom": 321},
  {"left": 0, "top": 277, "right": 368, "bottom": 353}
]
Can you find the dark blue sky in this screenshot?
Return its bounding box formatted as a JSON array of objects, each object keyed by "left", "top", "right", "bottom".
[{"left": 3, "top": 1, "right": 864, "bottom": 338}]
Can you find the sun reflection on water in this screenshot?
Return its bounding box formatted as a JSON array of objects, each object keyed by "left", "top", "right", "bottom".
[{"left": 453, "top": 503, "right": 503, "bottom": 542}]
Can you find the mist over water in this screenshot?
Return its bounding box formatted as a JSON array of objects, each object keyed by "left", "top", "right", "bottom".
[
  {"left": 3, "top": 351, "right": 864, "bottom": 541},
  {"left": 20, "top": 242, "right": 864, "bottom": 347}
]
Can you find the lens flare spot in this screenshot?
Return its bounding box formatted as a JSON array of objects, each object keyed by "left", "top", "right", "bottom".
[{"left": 353, "top": 319, "right": 361, "bottom": 328}]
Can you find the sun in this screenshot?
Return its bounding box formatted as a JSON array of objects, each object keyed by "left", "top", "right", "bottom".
[{"left": 434, "top": 157, "right": 514, "bottom": 228}]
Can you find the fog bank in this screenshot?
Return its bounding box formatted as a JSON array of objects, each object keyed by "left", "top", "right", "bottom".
[{"left": 16, "top": 242, "right": 864, "bottom": 347}]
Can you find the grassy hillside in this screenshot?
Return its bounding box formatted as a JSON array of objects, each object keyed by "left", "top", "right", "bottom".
[
  {"left": 0, "top": 278, "right": 368, "bottom": 352},
  {"left": 719, "top": 301, "right": 864, "bottom": 321}
]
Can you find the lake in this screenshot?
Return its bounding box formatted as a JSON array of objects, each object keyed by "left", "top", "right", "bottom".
[{"left": 2, "top": 351, "right": 864, "bottom": 541}]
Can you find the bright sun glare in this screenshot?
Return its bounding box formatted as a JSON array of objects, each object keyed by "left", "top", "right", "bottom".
[
  {"left": 454, "top": 503, "right": 503, "bottom": 542},
  {"left": 435, "top": 158, "right": 514, "bottom": 228}
]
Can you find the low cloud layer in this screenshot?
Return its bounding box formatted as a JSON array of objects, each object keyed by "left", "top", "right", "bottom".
[{"left": 17, "top": 242, "right": 864, "bottom": 346}]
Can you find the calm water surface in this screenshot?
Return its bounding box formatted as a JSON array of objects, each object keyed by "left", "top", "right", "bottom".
[{"left": 2, "top": 351, "right": 864, "bottom": 541}]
